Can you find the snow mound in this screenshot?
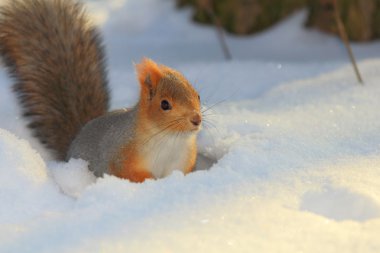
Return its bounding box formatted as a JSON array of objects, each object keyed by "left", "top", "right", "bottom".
[
  {"left": 2, "top": 60, "right": 380, "bottom": 252},
  {"left": 0, "top": 129, "right": 70, "bottom": 225},
  {"left": 50, "top": 159, "right": 96, "bottom": 198},
  {"left": 0, "top": 129, "right": 47, "bottom": 185}
]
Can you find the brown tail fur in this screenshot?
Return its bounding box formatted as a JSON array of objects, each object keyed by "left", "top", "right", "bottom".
[{"left": 0, "top": 0, "right": 109, "bottom": 160}]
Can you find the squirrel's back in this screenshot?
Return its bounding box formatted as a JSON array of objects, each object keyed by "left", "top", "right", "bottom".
[
  {"left": 67, "top": 108, "right": 138, "bottom": 177},
  {"left": 0, "top": 0, "right": 109, "bottom": 159}
]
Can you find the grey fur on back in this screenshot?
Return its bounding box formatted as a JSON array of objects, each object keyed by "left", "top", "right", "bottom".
[
  {"left": 67, "top": 108, "right": 137, "bottom": 177},
  {"left": 0, "top": 0, "right": 109, "bottom": 160}
]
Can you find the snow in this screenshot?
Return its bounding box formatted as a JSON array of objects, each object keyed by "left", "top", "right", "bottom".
[
  {"left": 0, "top": 129, "right": 71, "bottom": 225},
  {"left": 1, "top": 0, "right": 380, "bottom": 252}
]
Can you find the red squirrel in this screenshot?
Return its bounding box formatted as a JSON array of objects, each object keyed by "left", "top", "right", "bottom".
[{"left": 0, "top": 0, "right": 202, "bottom": 183}]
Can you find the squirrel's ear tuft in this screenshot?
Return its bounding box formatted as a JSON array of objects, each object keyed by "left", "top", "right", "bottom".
[{"left": 135, "top": 58, "right": 163, "bottom": 99}]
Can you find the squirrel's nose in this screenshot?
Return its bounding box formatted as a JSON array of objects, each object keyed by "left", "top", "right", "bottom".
[{"left": 190, "top": 114, "right": 202, "bottom": 126}]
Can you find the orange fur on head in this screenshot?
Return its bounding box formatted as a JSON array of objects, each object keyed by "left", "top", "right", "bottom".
[{"left": 135, "top": 58, "right": 163, "bottom": 99}]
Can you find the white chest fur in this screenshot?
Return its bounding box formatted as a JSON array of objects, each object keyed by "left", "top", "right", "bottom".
[{"left": 141, "top": 131, "right": 195, "bottom": 178}]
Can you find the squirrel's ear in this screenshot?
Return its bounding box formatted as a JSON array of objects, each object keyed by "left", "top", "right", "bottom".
[{"left": 135, "top": 58, "right": 163, "bottom": 99}]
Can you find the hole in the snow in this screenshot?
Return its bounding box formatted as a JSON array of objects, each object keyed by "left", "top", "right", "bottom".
[
  {"left": 300, "top": 185, "right": 380, "bottom": 222},
  {"left": 195, "top": 127, "right": 234, "bottom": 172},
  {"left": 194, "top": 153, "right": 218, "bottom": 171}
]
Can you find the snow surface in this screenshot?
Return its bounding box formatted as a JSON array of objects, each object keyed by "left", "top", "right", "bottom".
[{"left": 1, "top": 0, "right": 380, "bottom": 252}]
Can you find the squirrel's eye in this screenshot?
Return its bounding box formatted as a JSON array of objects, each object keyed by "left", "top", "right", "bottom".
[{"left": 161, "top": 100, "right": 172, "bottom": 110}]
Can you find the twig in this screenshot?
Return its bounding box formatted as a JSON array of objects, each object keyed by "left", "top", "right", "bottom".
[
  {"left": 333, "top": 0, "right": 363, "bottom": 84},
  {"left": 203, "top": 0, "right": 232, "bottom": 61}
]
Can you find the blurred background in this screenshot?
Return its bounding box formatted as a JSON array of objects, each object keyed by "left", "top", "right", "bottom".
[
  {"left": 84, "top": 0, "right": 380, "bottom": 41},
  {"left": 177, "top": 0, "right": 380, "bottom": 41},
  {"left": 0, "top": 0, "right": 380, "bottom": 71},
  {"left": 0, "top": 0, "right": 375, "bottom": 65},
  {"left": 73, "top": 0, "right": 380, "bottom": 69}
]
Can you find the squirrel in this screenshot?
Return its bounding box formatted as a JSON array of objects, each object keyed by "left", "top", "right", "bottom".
[{"left": 0, "top": 0, "right": 202, "bottom": 183}]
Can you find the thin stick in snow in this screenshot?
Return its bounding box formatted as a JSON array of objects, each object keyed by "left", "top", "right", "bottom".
[
  {"left": 203, "top": 1, "right": 232, "bottom": 61},
  {"left": 333, "top": 0, "right": 363, "bottom": 84}
]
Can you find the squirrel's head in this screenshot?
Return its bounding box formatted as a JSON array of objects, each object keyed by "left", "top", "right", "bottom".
[{"left": 136, "top": 58, "right": 201, "bottom": 133}]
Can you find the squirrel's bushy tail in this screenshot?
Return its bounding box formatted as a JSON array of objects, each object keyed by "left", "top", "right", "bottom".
[{"left": 0, "top": 0, "right": 109, "bottom": 160}]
